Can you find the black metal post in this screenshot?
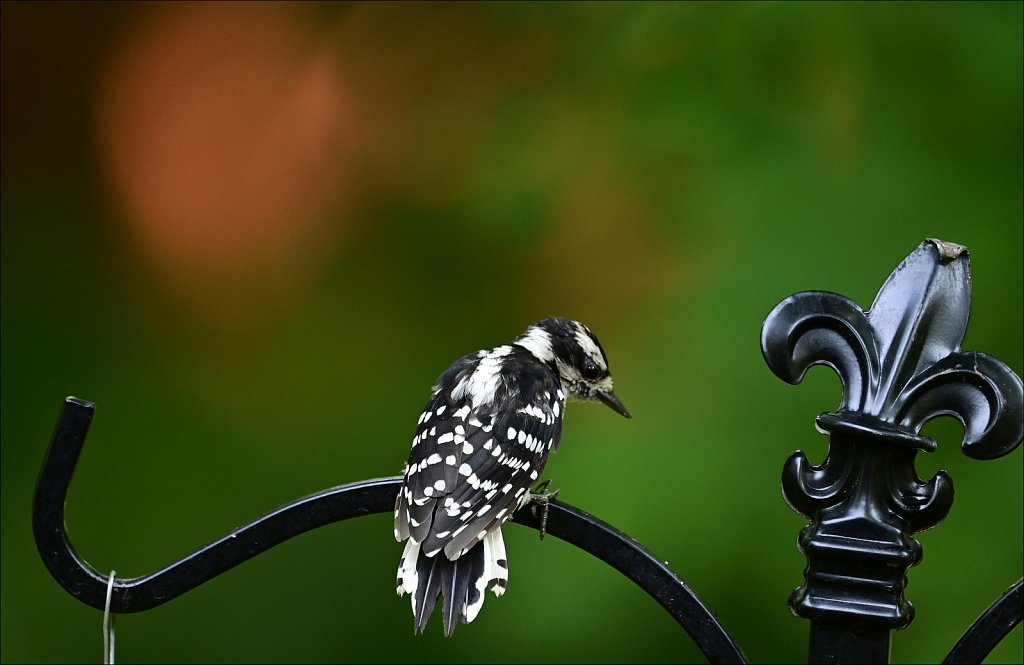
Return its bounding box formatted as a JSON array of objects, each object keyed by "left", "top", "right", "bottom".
[
  {"left": 762, "top": 239, "right": 1024, "bottom": 664},
  {"left": 809, "top": 618, "right": 891, "bottom": 665}
]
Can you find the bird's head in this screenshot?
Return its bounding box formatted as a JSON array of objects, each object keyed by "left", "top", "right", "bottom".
[{"left": 515, "top": 316, "right": 630, "bottom": 418}]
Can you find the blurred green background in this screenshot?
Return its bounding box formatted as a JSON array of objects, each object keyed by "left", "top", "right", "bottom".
[{"left": 2, "top": 2, "right": 1021, "bottom": 663}]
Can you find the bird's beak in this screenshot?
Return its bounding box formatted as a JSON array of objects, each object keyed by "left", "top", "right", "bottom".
[{"left": 597, "top": 390, "right": 631, "bottom": 418}]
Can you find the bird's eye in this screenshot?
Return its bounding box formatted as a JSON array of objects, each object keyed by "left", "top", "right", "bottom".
[{"left": 582, "top": 358, "right": 602, "bottom": 379}]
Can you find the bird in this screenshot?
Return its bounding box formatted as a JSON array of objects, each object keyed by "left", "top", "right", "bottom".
[{"left": 393, "top": 316, "right": 630, "bottom": 636}]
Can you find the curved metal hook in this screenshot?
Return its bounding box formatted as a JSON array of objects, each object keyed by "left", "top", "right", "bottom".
[
  {"left": 34, "top": 397, "right": 746, "bottom": 664},
  {"left": 943, "top": 579, "right": 1023, "bottom": 664},
  {"left": 32, "top": 397, "right": 399, "bottom": 614}
]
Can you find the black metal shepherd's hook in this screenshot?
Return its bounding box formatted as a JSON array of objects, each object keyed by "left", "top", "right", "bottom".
[
  {"left": 33, "top": 396, "right": 746, "bottom": 664},
  {"left": 32, "top": 239, "right": 1024, "bottom": 665}
]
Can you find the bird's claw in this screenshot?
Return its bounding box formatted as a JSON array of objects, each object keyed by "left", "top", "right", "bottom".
[{"left": 528, "top": 479, "right": 559, "bottom": 540}]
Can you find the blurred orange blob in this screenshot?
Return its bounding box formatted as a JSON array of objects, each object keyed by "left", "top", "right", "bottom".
[{"left": 97, "top": 2, "right": 349, "bottom": 322}]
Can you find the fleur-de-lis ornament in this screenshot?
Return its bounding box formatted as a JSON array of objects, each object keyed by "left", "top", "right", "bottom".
[{"left": 761, "top": 239, "right": 1022, "bottom": 631}]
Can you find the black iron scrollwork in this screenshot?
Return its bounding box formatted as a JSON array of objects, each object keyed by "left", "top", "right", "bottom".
[
  {"left": 33, "top": 237, "right": 1021, "bottom": 665},
  {"left": 761, "top": 239, "right": 1023, "bottom": 661}
]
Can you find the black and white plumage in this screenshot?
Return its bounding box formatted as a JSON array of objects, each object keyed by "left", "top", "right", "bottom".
[{"left": 394, "top": 316, "right": 630, "bottom": 636}]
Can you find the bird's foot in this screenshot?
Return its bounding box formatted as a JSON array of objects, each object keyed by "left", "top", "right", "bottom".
[{"left": 528, "top": 479, "right": 559, "bottom": 540}]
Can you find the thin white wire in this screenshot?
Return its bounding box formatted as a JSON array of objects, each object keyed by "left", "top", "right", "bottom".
[{"left": 103, "top": 570, "right": 116, "bottom": 664}]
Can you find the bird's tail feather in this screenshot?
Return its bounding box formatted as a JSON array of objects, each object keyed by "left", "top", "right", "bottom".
[{"left": 397, "top": 528, "right": 509, "bottom": 636}]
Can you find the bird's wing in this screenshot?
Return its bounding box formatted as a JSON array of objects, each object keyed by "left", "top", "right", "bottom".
[
  {"left": 394, "top": 352, "right": 479, "bottom": 543},
  {"left": 395, "top": 361, "right": 565, "bottom": 560},
  {"left": 436, "top": 370, "right": 564, "bottom": 559}
]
